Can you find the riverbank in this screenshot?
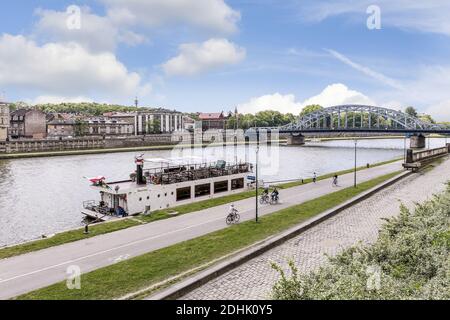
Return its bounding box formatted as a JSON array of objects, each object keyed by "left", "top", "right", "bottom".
[
  {"left": 0, "top": 140, "right": 280, "bottom": 160},
  {"left": 317, "top": 134, "right": 448, "bottom": 142},
  {"left": 15, "top": 170, "right": 402, "bottom": 300},
  {"left": 0, "top": 157, "right": 402, "bottom": 260}
]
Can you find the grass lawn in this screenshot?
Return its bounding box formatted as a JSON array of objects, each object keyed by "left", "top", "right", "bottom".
[
  {"left": 0, "top": 157, "right": 401, "bottom": 260},
  {"left": 0, "top": 219, "right": 141, "bottom": 260},
  {"left": 16, "top": 170, "right": 402, "bottom": 300}
]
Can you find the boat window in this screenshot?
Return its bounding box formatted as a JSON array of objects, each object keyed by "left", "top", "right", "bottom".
[
  {"left": 176, "top": 187, "right": 191, "bottom": 202},
  {"left": 195, "top": 184, "right": 211, "bottom": 198},
  {"left": 214, "top": 181, "right": 228, "bottom": 194},
  {"left": 231, "top": 178, "right": 244, "bottom": 190}
]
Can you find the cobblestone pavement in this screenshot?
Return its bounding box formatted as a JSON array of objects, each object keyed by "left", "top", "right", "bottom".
[{"left": 183, "top": 158, "right": 450, "bottom": 300}]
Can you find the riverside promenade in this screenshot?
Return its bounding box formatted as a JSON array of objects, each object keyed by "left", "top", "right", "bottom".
[
  {"left": 0, "top": 161, "right": 402, "bottom": 299},
  {"left": 182, "top": 157, "right": 450, "bottom": 300}
]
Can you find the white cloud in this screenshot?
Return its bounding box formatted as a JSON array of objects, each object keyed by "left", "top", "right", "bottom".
[
  {"left": 31, "top": 95, "right": 94, "bottom": 105},
  {"left": 326, "top": 49, "right": 404, "bottom": 90},
  {"left": 238, "top": 83, "right": 375, "bottom": 115},
  {"left": 424, "top": 100, "right": 450, "bottom": 122},
  {"left": 238, "top": 93, "right": 302, "bottom": 115},
  {"left": 302, "top": 83, "right": 375, "bottom": 108},
  {"left": 0, "top": 34, "right": 151, "bottom": 100},
  {"left": 102, "top": 0, "right": 240, "bottom": 34},
  {"left": 163, "top": 38, "right": 246, "bottom": 76},
  {"left": 34, "top": 7, "right": 147, "bottom": 52},
  {"left": 300, "top": 0, "right": 450, "bottom": 36}
]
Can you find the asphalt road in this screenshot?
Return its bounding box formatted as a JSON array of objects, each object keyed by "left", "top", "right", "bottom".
[{"left": 0, "top": 161, "right": 402, "bottom": 299}]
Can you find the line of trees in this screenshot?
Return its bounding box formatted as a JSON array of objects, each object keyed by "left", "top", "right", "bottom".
[
  {"left": 8, "top": 102, "right": 146, "bottom": 116},
  {"left": 7, "top": 102, "right": 442, "bottom": 127}
]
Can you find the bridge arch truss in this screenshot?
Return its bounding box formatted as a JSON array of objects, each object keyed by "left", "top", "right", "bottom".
[{"left": 281, "top": 105, "right": 444, "bottom": 132}]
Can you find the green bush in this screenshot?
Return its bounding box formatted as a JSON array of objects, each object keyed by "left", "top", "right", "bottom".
[{"left": 272, "top": 184, "right": 450, "bottom": 300}]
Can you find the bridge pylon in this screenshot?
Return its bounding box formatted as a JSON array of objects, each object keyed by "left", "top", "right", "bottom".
[
  {"left": 286, "top": 133, "right": 305, "bottom": 145},
  {"left": 410, "top": 134, "right": 426, "bottom": 149}
]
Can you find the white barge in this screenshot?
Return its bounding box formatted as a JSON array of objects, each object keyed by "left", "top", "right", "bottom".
[{"left": 82, "top": 156, "right": 253, "bottom": 221}]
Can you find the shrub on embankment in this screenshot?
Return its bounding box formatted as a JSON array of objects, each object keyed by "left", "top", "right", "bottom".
[{"left": 272, "top": 184, "right": 450, "bottom": 300}]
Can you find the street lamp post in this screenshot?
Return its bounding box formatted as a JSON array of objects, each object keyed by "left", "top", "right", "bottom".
[
  {"left": 354, "top": 139, "right": 358, "bottom": 188},
  {"left": 255, "top": 129, "right": 260, "bottom": 223},
  {"left": 404, "top": 135, "right": 407, "bottom": 163}
]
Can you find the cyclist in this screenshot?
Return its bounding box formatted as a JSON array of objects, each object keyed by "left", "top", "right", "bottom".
[
  {"left": 271, "top": 187, "right": 279, "bottom": 202},
  {"left": 229, "top": 204, "right": 238, "bottom": 217},
  {"left": 261, "top": 186, "right": 270, "bottom": 203},
  {"left": 226, "top": 204, "right": 240, "bottom": 225}
]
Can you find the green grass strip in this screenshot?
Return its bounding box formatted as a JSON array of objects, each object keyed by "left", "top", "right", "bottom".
[
  {"left": 0, "top": 220, "right": 141, "bottom": 260},
  {"left": 16, "top": 170, "right": 402, "bottom": 300},
  {"left": 0, "top": 157, "right": 401, "bottom": 259}
]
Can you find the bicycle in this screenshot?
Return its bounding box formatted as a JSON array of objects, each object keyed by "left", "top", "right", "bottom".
[
  {"left": 259, "top": 194, "right": 270, "bottom": 205},
  {"left": 270, "top": 194, "right": 279, "bottom": 205},
  {"left": 226, "top": 210, "right": 240, "bottom": 225}
]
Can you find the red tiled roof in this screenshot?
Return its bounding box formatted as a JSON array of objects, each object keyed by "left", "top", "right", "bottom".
[{"left": 198, "top": 112, "right": 224, "bottom": 120}]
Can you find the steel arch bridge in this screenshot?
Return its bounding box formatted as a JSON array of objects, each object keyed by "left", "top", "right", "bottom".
[{"left": 252, "top": 105, "right": 450, "bottom": 134}]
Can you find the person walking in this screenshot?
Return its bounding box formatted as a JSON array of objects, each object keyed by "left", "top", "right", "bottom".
[
  {"left": 312, "top": 172, "right": 317, "bottom": 184},
  {"left": 332, "top": 175, "right": 339, "bottom": 187}
]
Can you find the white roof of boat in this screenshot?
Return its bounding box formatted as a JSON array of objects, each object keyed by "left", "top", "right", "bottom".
[{"left": 144, "top": 156, "right": 206, "bottom": 166}]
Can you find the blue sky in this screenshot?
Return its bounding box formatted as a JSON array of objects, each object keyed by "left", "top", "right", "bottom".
[{"left": 1, "top": 0, "right": 450, "bottom": 120}]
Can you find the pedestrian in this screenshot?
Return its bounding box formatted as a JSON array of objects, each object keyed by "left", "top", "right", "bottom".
[
  {"left": 313, "top": 172, "right": 317, "bottom": 184},
  {"left": 332, "top": 175, "right": 339, "bottom": 187}
]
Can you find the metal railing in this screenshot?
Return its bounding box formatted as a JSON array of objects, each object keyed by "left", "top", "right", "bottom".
[{"left": 142, "top": 162, "right": 252, "bottom": 186}]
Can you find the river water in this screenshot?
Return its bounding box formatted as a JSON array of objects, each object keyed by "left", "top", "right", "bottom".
[{"left": 0, "top": 138, "right": 447, "bottom": 247}]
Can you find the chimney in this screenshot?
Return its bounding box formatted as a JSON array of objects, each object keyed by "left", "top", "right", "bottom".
[{"left": 135, "top": 157, "right": 145, "bottom": 185}]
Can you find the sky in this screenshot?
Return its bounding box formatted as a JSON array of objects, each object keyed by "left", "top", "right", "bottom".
[{"left": 1, "top": 0, "right": 450, "bottom": 120}]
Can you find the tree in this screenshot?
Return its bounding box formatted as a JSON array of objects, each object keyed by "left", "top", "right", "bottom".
[
  {"left": 300, "top": 105, "right": 323, "bottom": 117},
  {"left": 147, "top": 119, "right": 161, "bottom": 134},
  {"left": 405, "top": 106, "right": 418, "bottom": 118},
  {"left": 419, "top": 114, "right": 435, "bottom": 124},
  {"left": 74, "top": 119, "right": 88, "bottom": 137}
]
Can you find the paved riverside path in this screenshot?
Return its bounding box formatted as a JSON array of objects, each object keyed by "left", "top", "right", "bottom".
[
  {"left": 182, "top": 158, "right": 450, "bottom": 300},
  {"left": 0, "top": 161, "right": 402, "bottom": 299}
]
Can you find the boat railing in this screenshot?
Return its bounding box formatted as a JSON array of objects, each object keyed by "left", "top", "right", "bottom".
[
  {"left": 83, "top": 200, "right": 113, "bottom": 215},
  {"left": 142, "top": 162, "right": 252, "bottom": 185}
]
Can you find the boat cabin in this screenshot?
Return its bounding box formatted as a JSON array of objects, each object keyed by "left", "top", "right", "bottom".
[{"left": 82, "top": 156, "right": 252, "bottom": 221}]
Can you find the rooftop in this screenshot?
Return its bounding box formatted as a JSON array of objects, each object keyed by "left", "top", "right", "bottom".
[{"left": 198, "top": 112, "right": 225, "bottom": 120}]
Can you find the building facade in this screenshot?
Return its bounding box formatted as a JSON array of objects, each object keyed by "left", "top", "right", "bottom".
[
  {"left": 105, "top": 108, "right": 184, "bottom": 135},
  {"left": 0, "top": 102, "right": 10, "bottom": 141},
  {"left": 198, "top": 112, "right": 228, "bottom": 131},
  {"left": 47, "top": 119, "right": 76, "bottom": 137},
  {"left": 87, "top": 117, "right": 134, "bottom": 136},
  {"left": 183, "top": 116, "right": 196, "bottom": 131},
  {"left": 9, "top": 109, "right": 47, "bottom": 139}
]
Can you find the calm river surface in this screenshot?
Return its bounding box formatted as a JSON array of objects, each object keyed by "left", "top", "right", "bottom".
[{"left": 0, "top": 138, "right": 447, "bottom": 246}]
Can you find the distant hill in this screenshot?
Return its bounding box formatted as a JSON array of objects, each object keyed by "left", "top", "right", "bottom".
[{"left": 8, "top": 102, "right": 159, "bottom": 116}]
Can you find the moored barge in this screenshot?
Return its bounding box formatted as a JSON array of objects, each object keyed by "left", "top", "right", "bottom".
[{"left": 82, "top": 156, "right": 253, "bottom": 221}]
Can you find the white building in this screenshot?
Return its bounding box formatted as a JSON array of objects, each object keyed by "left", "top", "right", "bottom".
[
  {"left": 104, "top": 108, "right": 184, "bottom": 135},
  {"left": 0, "top": 102, "right": 10, "bottom": 141}
]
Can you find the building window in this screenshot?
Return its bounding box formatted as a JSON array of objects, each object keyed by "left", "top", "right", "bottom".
[
  {"left": 231, "top": 178, "right": 245, "bottom": 190},
  {"left": 214, "top": 181, "right": 228, "bottom": 194},
  {"left": 195, "top": 184, "right": 211, "bottom": 198},
  {"left": 176, "top": 187, "right": 191, "bottom": 202}
]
